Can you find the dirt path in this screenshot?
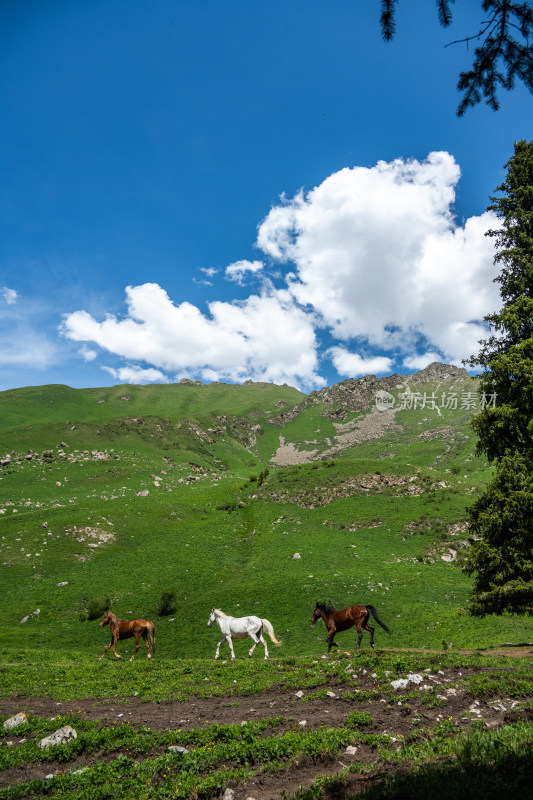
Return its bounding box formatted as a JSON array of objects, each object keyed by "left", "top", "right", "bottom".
[{"left": 1, "top": 661, "right": 531, "bottom": 798}]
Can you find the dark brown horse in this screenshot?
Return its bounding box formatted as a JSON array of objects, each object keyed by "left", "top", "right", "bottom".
[
  {"left": 99, "top": 611, "right": 155, "bottom": 661},
  {"left": 311, "top": 602, "right": 390, "bottom": 652}
]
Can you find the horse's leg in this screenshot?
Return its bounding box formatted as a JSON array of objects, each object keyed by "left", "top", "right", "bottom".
[
  {"left": 130, "top": 633, "right": 141, "bottom": 662},
  {"left": 226, "top": 635, "right": 236, "bottom": 660},
  {"left": 326, "top": 625, "right": 338, "bottom": 653},
  {"left": 143, "top": 631, "right": 152, "bottom": 659},
  {"left": 99, "top": 638, "right": 114, "bottom": 660},
  {"left": 248, "top": 632, "right": 261, "bottom": 658},
  {"left": 365, "top": 624, "right": 375, "bottom": 649},
  {"left": 356, "top": 621, "right": 363, "bottom": 649},
  {"left": 260, "top": 633, "right": 269, "bottom": 660},
  {"left": 214, "top": 637, "right": 225, "bottom": 660},
  {"left": 112, "top": 635, "right": 123, "bottom": 660}
]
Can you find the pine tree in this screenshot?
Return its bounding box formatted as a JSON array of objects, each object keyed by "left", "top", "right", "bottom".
[
  {"left": 464, "top": 140, "right": 533, "bottom": 616},
  {"left": 380, "top": 1, "right": 533, "bottom": 116}
]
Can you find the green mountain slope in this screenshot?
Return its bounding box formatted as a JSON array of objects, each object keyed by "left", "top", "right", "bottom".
[{"left": 1, "top": 365, "right": 530, "bottom": 662}]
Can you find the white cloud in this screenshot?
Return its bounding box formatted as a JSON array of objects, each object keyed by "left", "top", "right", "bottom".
[
  {"left": 0, "top": 333, "right": 57, "bottom": 368},
  {"left": 79, "top": 345, "right": 97, "bottom": 362},
  {"left": 225, "top": 259, "right": 264, "bottom": 284},
  {"left": 102, "top": 365, "right": 169, "bottom": 384},
  {"left": 2, "top": 287, "right": 18, "bottom": 305},
  {"left": 62, "top": 282, "right": 324, "bottom": 390},
  {"left": 402, "top": 351, "right": 443, "bottom": 371},
  {"left": 257, "top": 152, "right": 499, "bottom": 364},
  {"left": 60, "top": 152, "right": 502, "bottom": 388},
  {"left": 329, "top": 347, "right": 393, "bottom": 377}
]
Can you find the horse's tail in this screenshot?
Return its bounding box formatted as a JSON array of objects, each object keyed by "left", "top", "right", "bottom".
[
  {"left": 366, "top": 605, "right": 390, "bottom": 634},
  {"left": 149, "top": 623, "right": 156, "bottom": 655},
  {"left": 262, "top": 618, "right": 282, "bottom": 647}
]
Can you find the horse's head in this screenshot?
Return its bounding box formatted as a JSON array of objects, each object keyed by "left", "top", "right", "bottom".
[
  {"left": 311, "top": 603, "right": 324, "bottom": 626},
  {"left": 207, "top": 608, "right": 216, "bottom": 627},
  {"left": 100, "top": 611, "right": 111, "bottom": 628}
]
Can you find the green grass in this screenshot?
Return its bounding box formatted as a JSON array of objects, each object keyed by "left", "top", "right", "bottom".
[
  {"left": 0, "top": 375, "right": 531, "bottom": 659},
  {"left": 0, "top": 651, "right": 531, "bottom": 799}
]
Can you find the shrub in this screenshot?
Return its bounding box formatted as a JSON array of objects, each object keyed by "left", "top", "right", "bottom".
[
  {"left": 157, "top": 589, "right": 177, "bottom": 617},
  {"left": 87, "top": 596, "right": 110, "bottom": 621}
]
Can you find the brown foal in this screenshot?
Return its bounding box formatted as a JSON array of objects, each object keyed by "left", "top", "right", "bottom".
[{"left": 99, "top": 610, "right": 155, "bottom": 661}]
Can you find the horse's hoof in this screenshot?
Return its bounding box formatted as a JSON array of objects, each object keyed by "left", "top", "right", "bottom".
[{"left": 147, "top": 654, "right": 152, "bottom": 659}]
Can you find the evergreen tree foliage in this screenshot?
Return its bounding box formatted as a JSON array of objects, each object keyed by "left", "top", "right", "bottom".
[
  {"left": 464, "top": 140, "right": 533, "bottom": 616},
  {"left": 380, "top": 1, "right": 533, "bottom": 116}
]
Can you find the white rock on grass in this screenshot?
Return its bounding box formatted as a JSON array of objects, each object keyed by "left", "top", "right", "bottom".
[
  {"left": 39, "top": 726, "right": 77, "bottom": 749},
  {"left": 3, "top": 713, "right": 28, "bottom": 730},
  {"left": 345, "top": 745, "right": 358, "bottom": 755},
  {"left": 391, "top": 678, "right": 409, "bottom": 690},
  {"left": 391, "top": 673, "right": 425, "bottom": 690},
  {"left": 167, "top": 745, "right": 189, "bottom": 753}
]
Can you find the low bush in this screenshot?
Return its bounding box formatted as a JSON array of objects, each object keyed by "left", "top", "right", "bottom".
[
  {"left": 87, "top": 596, "right": 110, "bottom": 621},
  {"left": 156, "top": 589, "right": 177, "bottom": 617}
]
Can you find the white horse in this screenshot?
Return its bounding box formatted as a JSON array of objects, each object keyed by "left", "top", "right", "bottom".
[{"left": 207, "top": 608, "right": 281, "bottom": 660}]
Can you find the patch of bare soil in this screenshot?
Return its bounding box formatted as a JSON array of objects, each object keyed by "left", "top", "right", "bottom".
[
  {"left": 1, "top": 662, "right": 532, "bottom": 797},
  {"left": 271, "top": 408, "right": 400, "bottom": 467}
]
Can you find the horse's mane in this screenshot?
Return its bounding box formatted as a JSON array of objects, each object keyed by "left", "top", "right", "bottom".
[{"left": 317, "top": 602, "right": 336, "bottom": 614}]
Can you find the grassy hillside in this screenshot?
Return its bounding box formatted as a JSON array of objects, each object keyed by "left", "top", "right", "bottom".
[{"left": 1, "top": 367, "right": 531, "bottom": 664}]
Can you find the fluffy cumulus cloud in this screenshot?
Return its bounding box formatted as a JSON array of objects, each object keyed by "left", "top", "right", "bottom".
[
  {"left": 225, "top": 259, "right": 264, "bottom": 284},
  {"left": 61, "top": 283, "right": 323, "bottom": 389},
  {"left": 402, "top": 351, "right": 443, "bottom": 371},
  {"left": 60, "top": 152, "right": 501, "bottom": 388},
  {"left": 102, "top": 365, "right": 169, "bottom": 384},
  {"left": 329, "top": 347, "right": 393, "bottom": 377},
  {"left": 257, "top": 151, "right": 500, "bottom": 365}
]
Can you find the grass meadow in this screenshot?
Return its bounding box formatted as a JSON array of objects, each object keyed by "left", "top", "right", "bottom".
[{"left": 1, "top": 377, "right": 531, "bottom": 798}]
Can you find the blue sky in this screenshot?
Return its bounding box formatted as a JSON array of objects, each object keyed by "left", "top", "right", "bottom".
[{"left": 1, "top": 0, "right": 530, "bottom": 392}]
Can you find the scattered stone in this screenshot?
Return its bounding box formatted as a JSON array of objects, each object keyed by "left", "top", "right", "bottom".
[
  {"left": 3, "top": 713, "right": 28, "bottom": 730},
  {"left": 391, "top": 679, "right": 409, "bottom": 690},
  {"left": 168, "top": 745, "right": 189, "bottom": 754},
  {"left": 57, "top": 582, "right": 68, "bottom": 587},
  {"left": 293, "top": 553, "right": 301, "bottom": 559},
  {"left": 40, "top": 522, "right": 48, "bottom": 528},
  {"left": 326, "top": 691, "right": 336, "bottom": 698},
  {"left": 39, "top": 726, "right": 77, "bottom": 748},
  {"left": 20, "top": 616, "right": 30, "bottom": 624},
  {"left": 345, "top": 745, "right": 358, "bottom": 755},
  {"left": 295, "top": 690, "right": 304, "bottom": 698},
  {"left": 45, "top": 774, "right": 55, "bottom": 780},
  {"left": 298, "top": 720, "right": 307, "bottom": 727},
  {"left": 222, "top": 790, "right": 235, "bottom": 800},
  {"left": 137, "top": 490, "right": 150, "bottom": 497},
  {"left": 407, "top": 673, "right": 424, "bottom": 684}
]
